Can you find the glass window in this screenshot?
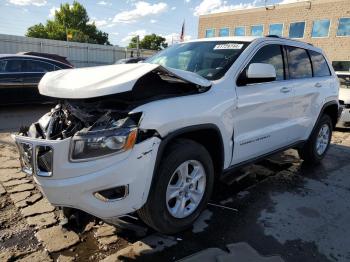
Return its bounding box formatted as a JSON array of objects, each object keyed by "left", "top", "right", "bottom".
[
  {"left": 337, "top": 18, "right": 350, "bottom": 36},
  {"left": 309, "top": 50, "right": 331, "bottom": 77},
  {"left": 312, "top": 19, "right": 330, "bottom": 37},
  {"left": 4, "top": 59, "right": 23, "bottom": 72},
  {"left": 247, "top": 44, "right": 284, "bottom": 81},
  {"left": 286, "top": 46, "right": 312, "bottom": 79},
  {"left": 332, "top": 61, "right": 350, "bottom": 71},
  {"left": 251, "top": 25, "right": 263, "bottom": 36},
  {"left": 337, "top": 73, "right": 350, "bottom": 89},
  {"left": 0, "top": 60, "right": 7, "bottom": 72},
  {"left": 289, "top": 22, "right": 305, "bottom": 38},
  {"left": 269, "top": 23, "right": 283, "bottom": 37},
  {"left": 205, "top": 29, "right": 215, "bottom": 38},
  {"left": 22, "top": 60, "right": 55, "bottom": 72},
  {"left": 219, "top": 28, "right": 229, "bottom": 37},
  {"left": 146, "top": 41, "right": 248, "bottom": 80},
  {"left": 234, "top": 26, "right": 245, "bottom": 36},
  {"left": 337, "top": 74, "right": 350, "bottom": 89}
]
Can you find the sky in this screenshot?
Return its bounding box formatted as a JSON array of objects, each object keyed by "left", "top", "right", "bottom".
[{"left": 0, "top": 0, "right": 302, "bottom": 46}]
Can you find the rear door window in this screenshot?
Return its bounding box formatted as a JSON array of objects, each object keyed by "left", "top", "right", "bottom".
[
  {"left": 0, "top": 60, "right": 7, "bottom": 72},
  {"left": 309, "top": 50, "right": 331, "bottom": 77},
  {"left": 4, "top": 59, "right": 23, "bottom": 72},
  {"left": 22, "top": 60, "right": 55, "bottom": 73},
  {"left": 286, "top": 46, "right": 312, "bottom": 79}
]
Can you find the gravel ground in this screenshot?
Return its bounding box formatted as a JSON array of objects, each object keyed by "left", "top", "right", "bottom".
[{"left": 1, "top": 126, "right": 350, "bottom": 262}]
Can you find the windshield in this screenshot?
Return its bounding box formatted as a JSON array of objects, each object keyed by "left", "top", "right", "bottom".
[
  {"left": 338, "top": 74, "right": 350, "bottom": 89},
  {"left": 146, "top": 41, "right": 249, "bottom": 80}
]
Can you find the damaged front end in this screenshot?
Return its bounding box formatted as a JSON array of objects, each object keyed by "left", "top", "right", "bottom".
[
  {"left": 15, "top": 63, "right": 210, "bottom": 175},
  {"left": 19, "top": 100, "right": 144, "bottom": 166},
  {"left": 12, "top": 63, "right": 211, "bottom": 218}
]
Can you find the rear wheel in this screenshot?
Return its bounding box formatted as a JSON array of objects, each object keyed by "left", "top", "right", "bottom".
[
  {"left": 138, "top": 139, "right": 214, "bottom": 234},
  {"left": 298, "top": 114, "right": 332, "bottom": 164}
]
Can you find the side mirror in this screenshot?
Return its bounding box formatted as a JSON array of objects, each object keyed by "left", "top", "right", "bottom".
[
  {"left": 237, "top": 63, "right": 277, "bottom": 86},
  {"left": 247, "top": 63, "right": 276, "bottom": 80}
]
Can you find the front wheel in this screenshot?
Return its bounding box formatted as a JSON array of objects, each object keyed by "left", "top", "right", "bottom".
[
  {"left": 138, "top": 139, "right": 214, "bottom": 234},
  {"left": 298, "top": 114, "right": 332, "bottom": 164}
]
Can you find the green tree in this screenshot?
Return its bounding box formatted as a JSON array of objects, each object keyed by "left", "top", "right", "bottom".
[
  {"left": 128, "top": 34, "right": 168, "bottom": 50},
  {"left": 26, "top": 1, "right": 110, "bottom": 45}
]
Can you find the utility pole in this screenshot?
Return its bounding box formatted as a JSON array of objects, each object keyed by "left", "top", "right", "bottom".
[{"left": 136, "top": 35, "right": 140, "bottom": 57}]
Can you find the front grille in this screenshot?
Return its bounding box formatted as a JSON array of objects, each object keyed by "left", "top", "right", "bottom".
[{"left": 16, "top": 142, "right": 53, "bottom": 177}]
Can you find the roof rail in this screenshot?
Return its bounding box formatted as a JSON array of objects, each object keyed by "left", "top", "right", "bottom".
[
  {"left": 265, "top": 35, "right": 314, "bottom": 46},
  {"left": 266, "top": 35, "right": 281, "bottom": 38}
]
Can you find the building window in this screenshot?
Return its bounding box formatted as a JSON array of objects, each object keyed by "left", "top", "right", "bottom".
[
  {"left": 312, "top": 19, "right": 330, "bottom": 38},
  {"left": 337, "top": 18, "right": 350, "bottom": 36},
  {"left": 269, "top": 23, "right": 283, "bottom": 37},
  {"left": 219, "top": 28, "right": 230, "bottom": 37},
  {"left": 251, "top": 25, "right": 263, "bottom": 36},
  {"left": 205, "top": 29, "right": 215, "bottom": 38},
  {"left": 289, "top": 22, "right": 305, "bottom": 38},
  {"left": 234, "top": 26, "right": 245, "bottom": 36}
]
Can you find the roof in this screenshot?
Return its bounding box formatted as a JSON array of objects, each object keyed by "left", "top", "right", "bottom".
[
  {"left": 186, "top": 36, "right": 322, "bottom": 52},
  {"left": 188, "top": 36, "right": 258, "bottom": 43},
  {"left": 0, "top": 54, "right": 71, "bottom": 67}
]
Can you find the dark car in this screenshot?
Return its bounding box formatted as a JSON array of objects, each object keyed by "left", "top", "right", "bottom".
[
  {"left": 17, "top": 52, "right": 73, "bottom": 67},
  {"left": 115, "top": 57, "right": 146, "bottom": 64},
  {"left": 0, "top": 54, "right": 72, "bottom": 105}
]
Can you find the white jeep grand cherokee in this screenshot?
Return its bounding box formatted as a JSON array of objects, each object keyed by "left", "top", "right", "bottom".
[{"left": 14, "top": 36, "right": 340, "bottom": 234}]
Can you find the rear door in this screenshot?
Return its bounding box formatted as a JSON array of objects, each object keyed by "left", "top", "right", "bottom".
[
  {"left": 21, "top": 59, "right": 57, "bottom": 103},
  {"left": 232, "top": 43, "right": 295, "bottom": 165},
  {"left": 286, "top": 47, "right": 332, "bottom": 141}
]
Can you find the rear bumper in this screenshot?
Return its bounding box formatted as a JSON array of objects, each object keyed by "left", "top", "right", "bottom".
[{"left": 13, "top": 134, "right": 161, "bottom": 219}]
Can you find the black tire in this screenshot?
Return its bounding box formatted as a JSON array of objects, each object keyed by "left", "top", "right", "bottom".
[
  {"left": 138, "top": 138, "right": 214, "bottom": 234},
  {"left": 298, "top": 114, "right": 333, "bottom": 164}
]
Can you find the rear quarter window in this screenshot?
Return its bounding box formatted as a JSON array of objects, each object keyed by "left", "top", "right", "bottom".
[{"left": 309, "top": 50, "right": 331, "bottom": 77}]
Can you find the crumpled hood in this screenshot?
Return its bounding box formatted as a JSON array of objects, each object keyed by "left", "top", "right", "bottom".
[{"left": 39, "top": 63, "right": 211, "bottom": 99}]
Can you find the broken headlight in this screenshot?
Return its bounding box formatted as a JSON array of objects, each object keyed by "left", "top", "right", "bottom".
[{"left": 71, "top": 128, "right": 137, "bottom": 161}]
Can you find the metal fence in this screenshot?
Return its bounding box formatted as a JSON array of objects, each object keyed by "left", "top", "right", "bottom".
[{"left": 0, "top": 34, "right": 156, "bottom": 68}]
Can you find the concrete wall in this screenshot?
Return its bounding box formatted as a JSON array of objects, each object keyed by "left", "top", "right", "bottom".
[
  {"left": 198, "top": 0, "right": 350, "bottom": 63},
  {"left": 0, "top": 34, "right": 156, "bottom": 68}
]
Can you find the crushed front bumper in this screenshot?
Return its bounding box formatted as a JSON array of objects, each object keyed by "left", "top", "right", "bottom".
[{"left": 13, "top": 134, "right": 161, "bottom": 219}]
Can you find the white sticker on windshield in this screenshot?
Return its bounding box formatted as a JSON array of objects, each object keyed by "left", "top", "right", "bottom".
[{"left": 214, "top": 43, "right": 243, "bottom": 50}]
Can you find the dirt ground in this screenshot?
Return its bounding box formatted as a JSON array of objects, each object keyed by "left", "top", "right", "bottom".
[{"left": 1, "top": 128, "right": 350, "bottom": 262}]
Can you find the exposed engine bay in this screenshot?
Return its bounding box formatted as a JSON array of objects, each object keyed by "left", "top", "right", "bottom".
[{"left": 19, "top": 67, "right": 210, "bottom": 148}]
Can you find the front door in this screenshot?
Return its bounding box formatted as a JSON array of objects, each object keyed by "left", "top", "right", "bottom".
[{"left": 231, "top": 44, "right": 295, "bottom": 165}]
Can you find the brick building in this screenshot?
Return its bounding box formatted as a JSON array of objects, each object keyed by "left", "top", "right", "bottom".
[{"left": 198, "top": 0, "right": 350, "bottom": 71}]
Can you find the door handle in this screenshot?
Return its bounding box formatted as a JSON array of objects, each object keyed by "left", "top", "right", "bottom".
[
  {"left": 315, "top": 82, "right": 322, "bottom": 88},
  {"left": 11, "top": 78, "right": 23, "bottom": 83},
  {"left": 280, "top": 87, "right": 291, "bottom": 93}
]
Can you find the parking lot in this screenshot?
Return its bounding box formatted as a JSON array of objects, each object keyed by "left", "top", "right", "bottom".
[{"left": 0, "top": 106, "right": 349, "bottom": 262}]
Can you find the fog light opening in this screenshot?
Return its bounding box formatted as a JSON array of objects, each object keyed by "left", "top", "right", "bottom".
[{"left": 94, "top": 185, "right": 129, "bottom": 202}]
